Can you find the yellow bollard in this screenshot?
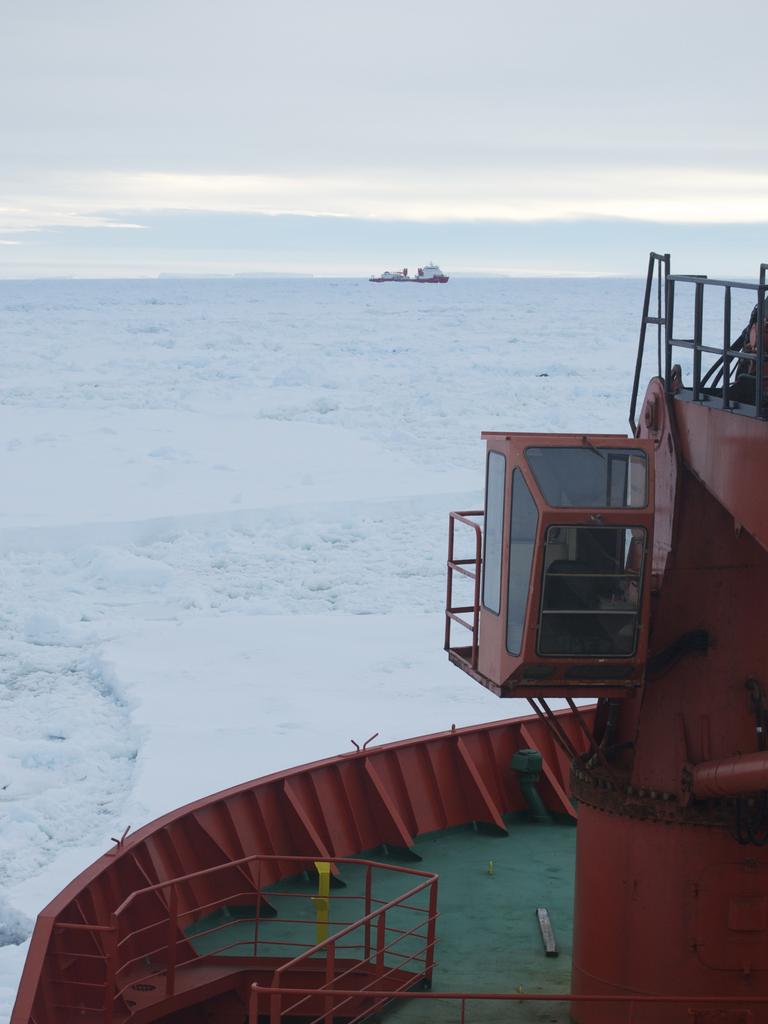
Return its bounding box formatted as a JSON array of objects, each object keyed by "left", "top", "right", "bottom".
[
  {"left": 487, "top": 860, "right": 494, "bottom": 876},
  {"left": 312, "top": 861, "right": 331, "bottom": 944}
]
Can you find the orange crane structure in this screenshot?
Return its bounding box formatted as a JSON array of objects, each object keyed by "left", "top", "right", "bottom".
[{"left": 445, "top": 253, "right": 768, "bottom": 1021}]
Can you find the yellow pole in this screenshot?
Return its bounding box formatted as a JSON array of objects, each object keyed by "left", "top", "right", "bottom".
[{"left": 312, "top": 861, "right": 331, "bottom": 944}]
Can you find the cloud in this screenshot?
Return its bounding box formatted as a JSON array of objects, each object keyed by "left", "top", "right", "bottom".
[
  {"left": 0, "top": 201, "right": 148, "bottom": 234},
  {"left": 3, "top": 165, "right": 768, "bottom": 237}
]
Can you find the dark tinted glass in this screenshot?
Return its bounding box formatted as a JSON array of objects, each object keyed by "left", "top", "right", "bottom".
[
  {"left": 482, "top": 451, "right": 505, "bottom": 614},
  {"left": 507, "top": 471, "right": 538, "bottom": 655},
  {"left": 538, "top": 525, "right": 645, "bottom": 657},
  {"left": 526, "top": 447, "right": 647, "bottom": 508}
]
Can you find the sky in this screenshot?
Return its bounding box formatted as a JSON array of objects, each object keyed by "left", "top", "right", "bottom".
[{"left": 1, "top": 0, "right": 767, "bottom": 277}]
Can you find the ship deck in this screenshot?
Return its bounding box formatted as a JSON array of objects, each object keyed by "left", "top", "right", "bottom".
[
  {"left": 16, "top": 714, "right": 589, "bottom": 1024},
  {"left": 188, "top": 816, "right": 576, "bottom": 1023}
]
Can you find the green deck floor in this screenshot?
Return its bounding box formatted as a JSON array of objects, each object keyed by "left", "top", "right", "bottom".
[
  {"left": 391, "top": 820, "right": 575, "bottom": 1024},
  {"left": 186, "top": 817, "right": 576, "bottom": 1024}
]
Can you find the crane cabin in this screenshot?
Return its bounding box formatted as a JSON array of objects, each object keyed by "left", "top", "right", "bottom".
[{"left": 446, "top": 433, "right": 655, "bottom": 699}]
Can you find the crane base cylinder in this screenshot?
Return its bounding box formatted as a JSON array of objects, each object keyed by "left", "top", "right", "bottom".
[{"left": 571, "top": 802, "right": 768, "bottom": 1023}]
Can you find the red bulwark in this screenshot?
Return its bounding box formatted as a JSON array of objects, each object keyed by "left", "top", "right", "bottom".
[{"left": 12, "top": 711, "right": 588, "bottom": 1024}]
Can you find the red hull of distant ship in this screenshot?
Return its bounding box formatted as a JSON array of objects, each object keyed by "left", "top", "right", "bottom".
[{"left": 369, "top": 276, "right": 449, "bottom": 283}]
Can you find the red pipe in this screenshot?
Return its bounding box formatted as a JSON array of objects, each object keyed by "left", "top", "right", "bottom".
[{"left": 691, "top": 750, "right": 768, "bottom": 798}]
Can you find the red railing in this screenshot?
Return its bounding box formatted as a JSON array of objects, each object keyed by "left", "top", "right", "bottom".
[
  {"left": 52, "top": 855, "right": 437, "bottom": 1023},
  {"left": 268, "top": 872, "right": 438, "bottom": 1024},
  {"left": 249, "top": 984, "right": 768, "bottom": 1023},
  {"left": 445, "top": 510, "right": 483, "bottom": 669}
]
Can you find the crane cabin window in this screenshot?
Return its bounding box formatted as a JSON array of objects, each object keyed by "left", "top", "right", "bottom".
[
  {"left": 482, "top": 451, "right": 506, "bottom": 614},
  {"left": 525, "top": 447, "right": 647, "bottom": 508},
  {"left": 506, "top": 470, "right": 538, "bottom": 655},
  {"left": 538, "top": 526, "right": 646, "bottom": 657}
]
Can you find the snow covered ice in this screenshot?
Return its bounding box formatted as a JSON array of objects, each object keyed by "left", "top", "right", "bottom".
[{"left": 0, "top": 275, "right": 647, "bottom": 1018}]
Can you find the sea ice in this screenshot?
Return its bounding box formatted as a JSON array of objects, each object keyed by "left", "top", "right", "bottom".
[{"left": 0, "top": 275, "right": 645, "bottom": 1020}]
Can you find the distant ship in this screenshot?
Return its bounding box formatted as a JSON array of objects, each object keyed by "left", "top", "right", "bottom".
[
  {"left": 369, "top": 262, "right": 449, "bottom": 283},
  {"left": 414, "top": 263, "right": 449, "bottom": 282},
  {"left": 369, "top": 267, "right": 409, "bottom": 282}
]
